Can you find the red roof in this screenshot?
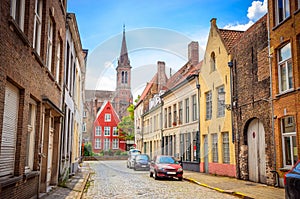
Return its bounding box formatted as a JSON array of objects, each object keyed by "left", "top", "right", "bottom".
[{"left": 218, "top": 29, "right": 244, "bottom": 51}]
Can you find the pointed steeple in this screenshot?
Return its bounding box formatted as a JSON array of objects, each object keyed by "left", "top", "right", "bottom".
[{"left": 119, "top": 25, "right": 130, "bottom": 66}]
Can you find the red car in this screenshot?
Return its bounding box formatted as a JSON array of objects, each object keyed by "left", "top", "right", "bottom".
[
  {"left": 149, "top": 155, "right": 183, "bottom": 181},
  {"left": 285, "top": 160, "right": 300, "bottom": 199}
]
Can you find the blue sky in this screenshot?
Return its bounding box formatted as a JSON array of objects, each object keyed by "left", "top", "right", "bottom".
[{"left": 67, "top": 0, "right": 267, "bottom": 96}]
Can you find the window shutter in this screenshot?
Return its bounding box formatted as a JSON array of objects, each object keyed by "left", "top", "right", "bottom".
[{"left": 0, "top": 82, "right": 19, "bottom": 178}]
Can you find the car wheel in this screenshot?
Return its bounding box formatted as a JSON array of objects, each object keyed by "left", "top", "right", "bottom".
[
  {"left": 149, "top": 171, "right": 153, "bottom": 177},
  {"left": 178, "top": 177, "right": 183, "bottom": 181},
  {"left": 127, "top": 163, "right": 129, "bottom": 168},
  {"left": 154, "top": 171, "right": 158, "bottom": 180},
  {"left": 134, "top": 166, "right": 136, "bottom": 171}
]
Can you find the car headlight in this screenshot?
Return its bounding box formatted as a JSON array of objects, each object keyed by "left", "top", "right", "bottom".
[
  {"left": 177, "top": 168, "right": 183, "bottom": 172},
  {"left": 157, "top": 167, "right": 165, "bottom": 171}
]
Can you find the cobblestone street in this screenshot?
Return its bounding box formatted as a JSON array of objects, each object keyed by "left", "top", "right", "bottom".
[{"left": 83, "top": 160, "right": 237, "bottom": 199}]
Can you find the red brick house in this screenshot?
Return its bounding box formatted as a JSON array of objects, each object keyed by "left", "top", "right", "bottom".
[{"left": 93, "top": 101, "right": 126, "bottom": 153}]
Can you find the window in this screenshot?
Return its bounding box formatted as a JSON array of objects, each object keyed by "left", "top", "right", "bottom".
[
  {"left": 217, "top": 86, "right": 225, "bottom": 117},
  {"left": 33, "top": 0, "right": 43, "bottom": 55},
  {"left": 113, "top": 127, "right": 118, "bottom": 136},
  {"left": 281, "top": 116, "right": 298, "bottom": 167},
  {"left": 178, "top": 101, "right": 183, "bottom": 125},
  {"left": 0, "top": 82, "right": 20, "bottom": 178},
  {"left": 83, "top": 111, "right": 87, "bottom": 118},
  {"left": 297, "top": 0, "right": 300, "bottom": 10},
  {"left": 168, "top": 107, "right": 172, "bottom": 127},
  {"left": 104, "top": 139, "right": 110, "bottom": 150},
  {"left": 56, "top": 41, "right": 61, "bottom": 83},
  {"left": 278, "top": 43, "right": 293, "bottom": 93},
  {"left": 185, "top": 98, "right": 189, "bottom": 123},
  {"left": 26, "top": 102, "right": 37, "bottom": 172},
  {"left": 95, "top": 138, "right": 101, "bottom": 149},
  {"left": 121, "top": 71, "right": 128, "bottom": 84},
  {"left": 82, "top": 122, "right": 86, "bottom": 132},
  {"left": 104, "top": 126, "right": 110, "bottom": 136},
  {"left": 212, "top": 133, "right": 218, "bottom": 163},
  {"left": 185, "top": 133, "right": 191, "bottom": 161},
  {"left": 105, "top": 114, "right": 111, "bottom": 122},
  {"left": 112, "top": 139, "right": 119, "bottom": 149},
  {"left": 95, "top": 126, "right": 101, "bottom": 136},
  {"left": 164, "top": 108, "right": 167, "bottom": 128},
  {"left": 11, "top": 0, "right": 25, "bottom": 31},
  {"left": 206, "top": 91, "right": 212, "bottom": 120},
  {"left": 210, "top": 52, "right": 216, "bottom": 72},
  {"left": 275, "top": 0, "right": 290, "bottom": 24},
  {"left": 192, "top": 94, "right": 197, "bottom": 121},
  {"left": 46, "top": 19, "right": 54, "bottom": 71},
  {"left": 222, "top": 132, "right": 230, "bottom": 164},
  {"left": 173, "top": 104, "right": 177, "bottom": 125}
]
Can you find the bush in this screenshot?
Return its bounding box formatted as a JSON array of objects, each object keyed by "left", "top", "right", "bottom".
[{"left": 84, "top": 143, "right": 93, "bottom": 156}]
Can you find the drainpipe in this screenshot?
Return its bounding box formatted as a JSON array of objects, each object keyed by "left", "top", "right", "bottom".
[{"left": 267, "top": 12, "right": 277, "bottom": 187}]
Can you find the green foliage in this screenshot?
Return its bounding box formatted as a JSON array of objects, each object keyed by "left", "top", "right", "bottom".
[
  {"left": 118, "top": 115, "right": 135, "bottom": 140},
  {"left": 84, "top": 142, "right": 93, "bottom": 156}
]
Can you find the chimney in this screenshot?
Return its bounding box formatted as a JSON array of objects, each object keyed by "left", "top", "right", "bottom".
[
  {"left": 188, "top": 41, "right": 199, "bottom": 66},
  {"left": 210, "top": 18, "right": 217, "bottom": 26},
  {"left": 157, "top": 61, "right": 167, "bottom": 91}
]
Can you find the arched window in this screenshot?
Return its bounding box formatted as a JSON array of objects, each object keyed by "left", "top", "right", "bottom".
[
  {"left": 121, "top": 71, "right": 124, "bottom": 83},
  {"left": 125, "top": 71, "right": 128, "bottom": 84},
  {"left": 210, "top": 52, "right": 216, "bottom": 72}
]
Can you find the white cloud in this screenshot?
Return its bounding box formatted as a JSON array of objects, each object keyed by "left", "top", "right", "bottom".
[
  {"left": 247, "top": 0, "right": 267, "bottom": 21},
  {"left": 223, "top": 0, "right": 267, "bottom": 31},
  {"left": 223, "top": 21, "right": 254, "bottom": 31}
]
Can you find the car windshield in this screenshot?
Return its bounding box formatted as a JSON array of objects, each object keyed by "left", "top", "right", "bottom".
[
  {"left": 158, "top": 156, "right": 177, "bottom": 164},
  {"left": 136, "top": 155, "right": 149, "bottom": 160}
]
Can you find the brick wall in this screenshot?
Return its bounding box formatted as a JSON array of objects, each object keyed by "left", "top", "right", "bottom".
[{"left": 231, "top": 15, "right": 275, "bottom": 185}]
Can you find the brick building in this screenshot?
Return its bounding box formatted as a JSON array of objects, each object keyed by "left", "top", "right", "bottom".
[
  {"left": 268, "top": 0, "right": 300, "bottom": 186},
  {"left": 0, "top": 0, "right": 67, "bottom": 197},
  {"left": 230, "top": 15, "right": 275, "bottom": 185}
]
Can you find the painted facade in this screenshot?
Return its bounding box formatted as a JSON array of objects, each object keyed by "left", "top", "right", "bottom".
[
  {"left": 198, "top": 19, "right": 239, "bottom": 177},
  {"left": 93, "top": 101, "right": 126, "bottom": 153}
]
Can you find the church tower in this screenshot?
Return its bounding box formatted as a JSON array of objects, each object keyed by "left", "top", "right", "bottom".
[{"left": 114, "top": 25, "right": 133, "bottom": 119}]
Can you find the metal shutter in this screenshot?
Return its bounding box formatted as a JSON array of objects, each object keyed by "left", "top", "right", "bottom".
[{"left": 0, "top": 82, "right": 19, "bottom": 178}]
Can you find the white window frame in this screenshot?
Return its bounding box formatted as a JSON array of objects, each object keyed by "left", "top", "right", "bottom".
[
  {"left": 113, "top": 127, "right": 118, "bottom": 136},
  {"left": 10, "top": 0, "right": 25, "bottom": 31},
  {"left": 112, "top": 139, "right": 119, "bottom": 149},
  {"left": 83, "top": 111, "right": 87, "bottom": 118},
  {"left": 278, "top": 43, "right": 293, "bottom": 93},
  {"left": 104, "top": 138, "right": 110, "bottom": 150},
  {"left": 46, "top": 18, "right": 53, "bottom": 71},
  {"left": 275, "top": 0, "right": 290, "bottom": 24},
  {"left": 281, "top": 116, "right": 297, "bottom": 167},
  {"left": 192, "top": 94, "right": 197, "bottom": 121},
  {"left": 56, "top": 41, "right": 61, "bottom": 83},
  {"left": 206, "top": 91, "right": 212, "bottom": 120},
  {"left": 217, "top": 86, "right": 225, "bottom": 117},
  {"left": 185, "top": 98, "right": 189, "bottom": 123},
  {"left": 222, "top": 132, "right": 230, "bottom": 164},
  {"left": 212, "top": 133, "right": 218, "bottom": 163},
  {"left": 95, "top": 138, "right": 101, "bottom": 149},
  {"left": 95, "top": 126, "right": 101, "bottom": 136},
  {"left": 33, "top": 0, "right": 42, "bottom": 55},
  {"left": 104, "top": 126, "right": 110, "bottom": 136},
  {"left": 25, "top": 102, "right": 37, "bottom": 172},
  {"left": 105, "top": 114, "right": 111, "bottom": 122}
]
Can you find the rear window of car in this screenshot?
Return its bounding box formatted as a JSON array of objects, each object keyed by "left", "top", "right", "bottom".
[
  {"left": 136, "top": 155, "right": 149, "bottom": 160},
  {"left": 158, "top": 156, "right": 176, "bottom": 164}
]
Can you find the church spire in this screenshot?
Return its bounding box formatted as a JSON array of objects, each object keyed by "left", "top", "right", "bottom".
[{"left": 119, "top": 24, "right": 130, "bottom": 66}]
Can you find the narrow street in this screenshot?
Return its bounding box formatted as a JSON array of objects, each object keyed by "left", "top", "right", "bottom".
[{"left": 83, "top": 160, "right": 237, "bottom": 199}]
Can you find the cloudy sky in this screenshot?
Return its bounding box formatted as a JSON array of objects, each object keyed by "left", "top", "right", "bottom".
[{"left": 67, "top": 0, "right": 267, "bottom": 98}]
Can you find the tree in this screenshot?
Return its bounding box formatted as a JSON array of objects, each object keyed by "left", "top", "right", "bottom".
[{"left": 118, "top": 115, "right": 134, "bottom": 140}]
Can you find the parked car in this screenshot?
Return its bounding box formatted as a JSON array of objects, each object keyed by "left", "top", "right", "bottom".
[
  {"left": 133, "top": 154, "right": 150, "bottom": 171},
  {"left": 127, "top": 149, "right": 141, "bottom": 169},
  {"left": 149, "top": 155, "right": 183, "bottom": 181},
  {"left": 285, "top": 160, "right": 300, "bottom": 199}
]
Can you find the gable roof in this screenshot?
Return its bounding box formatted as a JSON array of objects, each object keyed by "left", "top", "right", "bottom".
[{"left": 95, "top": 100, "right": 120, "bottom": 123}]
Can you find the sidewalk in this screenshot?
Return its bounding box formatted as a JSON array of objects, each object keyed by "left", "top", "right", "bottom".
[
  {"left": 40, "top": 162, "right": 91, "bottom": 199},
  {"left": 183, "top": 171, "right": 285, "bottom": 199}
]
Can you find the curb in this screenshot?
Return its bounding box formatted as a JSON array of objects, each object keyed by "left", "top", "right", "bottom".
[
  {"left": 76, "top": 171, "right": 90, "bottom": 199},
  {"left": 184, "top": 177, "right": 254, "bottom": 199}
]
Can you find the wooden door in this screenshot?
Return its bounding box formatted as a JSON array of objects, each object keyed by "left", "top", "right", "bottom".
[{"left": 247, "top": 118, "right": 266, "bottom": 183}]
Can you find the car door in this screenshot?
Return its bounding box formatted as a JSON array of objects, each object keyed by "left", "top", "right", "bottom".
[{"left": 150, "top": 156, "right": 157, "bottom": 173}]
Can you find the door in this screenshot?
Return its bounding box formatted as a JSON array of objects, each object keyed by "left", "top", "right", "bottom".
[
  {"left": 247, "top": 118, "right": 266, "bottom": 183},
  {"left": 47, "top": 130, "right": 54, "bottom": 189},
  {"left": 204, "top": 135, "right": 209, "bottom": 173}
]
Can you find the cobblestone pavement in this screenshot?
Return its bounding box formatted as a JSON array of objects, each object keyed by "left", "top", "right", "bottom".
[{"left": 83, "top": 160, "right": 237, "bottom": 199}]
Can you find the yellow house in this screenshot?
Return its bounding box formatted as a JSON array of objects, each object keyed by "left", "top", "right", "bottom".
[{"left": 198, "top": 18, "right": 243, "bottom": 177}]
